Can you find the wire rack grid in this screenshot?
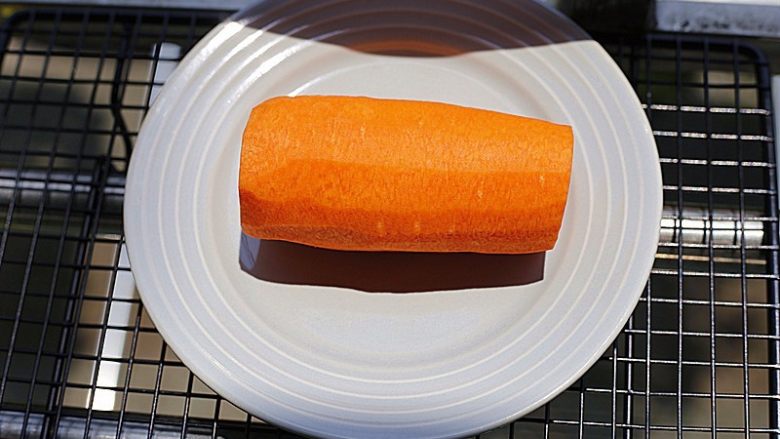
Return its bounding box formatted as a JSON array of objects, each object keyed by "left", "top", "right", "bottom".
[{"left": 0, "top": 6, "right": 778, "bottom": 439}]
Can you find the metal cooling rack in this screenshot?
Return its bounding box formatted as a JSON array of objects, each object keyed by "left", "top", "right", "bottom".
[{"left": 0, "top": 6, "right": 778, "bottom": 439}]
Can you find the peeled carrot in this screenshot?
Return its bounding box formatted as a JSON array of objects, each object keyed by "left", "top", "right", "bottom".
[{"left": 239, "top": 96, "right": 573, "bottom": 254}]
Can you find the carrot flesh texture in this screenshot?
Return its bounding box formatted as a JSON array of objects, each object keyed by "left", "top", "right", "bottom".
[{"left": 239, "top": 96, "right": 573, "bottom": 254}]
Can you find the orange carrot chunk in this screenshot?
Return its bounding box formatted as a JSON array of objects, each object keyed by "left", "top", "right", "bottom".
[{"left": 239, "top": 96, "right": 573, "bottom": 254}]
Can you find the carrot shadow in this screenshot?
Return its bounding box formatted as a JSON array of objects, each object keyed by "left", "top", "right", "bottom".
[{"left": 239, "top": 233, "right": 544, "bottom": 293}]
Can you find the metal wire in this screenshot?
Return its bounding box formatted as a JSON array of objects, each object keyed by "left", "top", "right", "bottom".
[{"left": 0, "top": 7, "right": 777, "bottom": 439}]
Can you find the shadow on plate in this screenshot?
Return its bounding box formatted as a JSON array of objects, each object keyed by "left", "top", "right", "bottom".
[
  {"left": 233, "top": 0, "right": 589, "bottom": 57},
  {"left": 240, "top": 233, "right": 544, "bottom": 293}
]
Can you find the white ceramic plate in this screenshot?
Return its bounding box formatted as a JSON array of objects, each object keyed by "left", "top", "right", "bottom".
[{"left": 125, "top": 1, "right": 662, "bottom": 438}]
